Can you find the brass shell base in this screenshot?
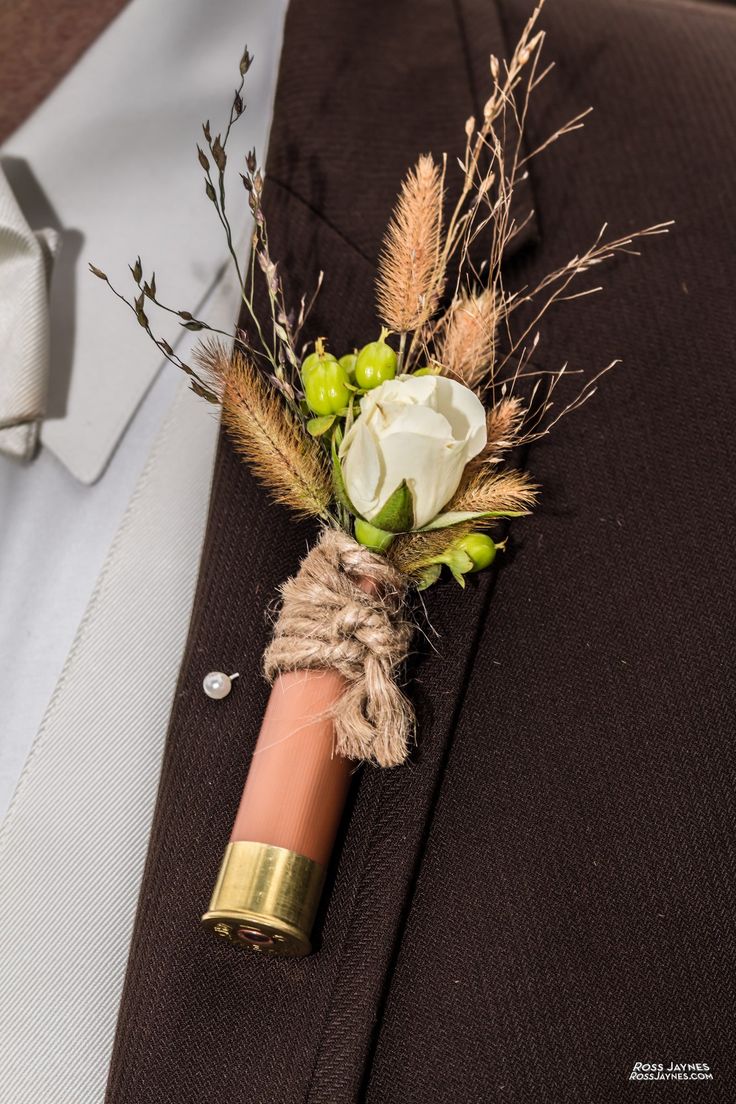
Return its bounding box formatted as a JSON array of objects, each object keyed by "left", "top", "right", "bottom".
[{"left": 201, "top": 841, "right": 325, "bottom": 957}]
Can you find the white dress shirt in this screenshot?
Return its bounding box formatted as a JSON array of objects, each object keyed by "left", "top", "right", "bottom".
[
  {"left": 0, "top": 0, "right": 287, "bottom": 815},
  {"left": 0, "top": 0, "right": 287, "bottom": 1099}
]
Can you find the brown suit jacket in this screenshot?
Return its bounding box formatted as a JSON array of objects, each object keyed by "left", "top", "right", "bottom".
[{"left": 106, "top": 1, "right": 736, "bottom": 1100}]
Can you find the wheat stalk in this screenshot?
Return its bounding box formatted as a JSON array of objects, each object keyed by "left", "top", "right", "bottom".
[
  {"left": 376, "top": 154, "right": 445, "bottom": 336},
  {"left": 449, "top": 466, "right": 538, "bottom": 515},
  {"left": 438, "top": 289, "right": 500, "bottom": 390},
  {"left": 196, "top": 339, "right": 332, "bottom": 518},
  {"left": 482, "top": 396, "right": 525, "bottom": 461}
]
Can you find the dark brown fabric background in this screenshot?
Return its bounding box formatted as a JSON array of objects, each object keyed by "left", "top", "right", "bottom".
[
  {"left": 0, "top": 0, "right": 129, "bottom": 142},
  {"left": 107, "top": 0, "right": 736, "bottom": 1101}
]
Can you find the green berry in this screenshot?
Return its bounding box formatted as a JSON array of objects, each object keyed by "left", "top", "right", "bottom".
[
  {"left": 302, "top": 341, "right": 337, "bottom": 379},
  {"left": 457, "top": 533, "right": 496, "bottom": 572},
  {"left": 354, "top": 328, "right": 397, "bottom": 390},
  {"left": 303, "top": 360, "right": 350, "bottom": 415},
  {"left": 339, "top": 353, "right": 358, "bottom": 380}
]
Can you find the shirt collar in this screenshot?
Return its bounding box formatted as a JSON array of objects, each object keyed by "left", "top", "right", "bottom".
[{"left": 1, "top": 0, "right": 287, "bottom": 483}]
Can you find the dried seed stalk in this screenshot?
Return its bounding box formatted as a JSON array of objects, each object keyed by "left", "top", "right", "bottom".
[
  {"left": 197, "top": 339, "right": 332, "bottom": 518},
  {"left": 376, "top": 154, "right": 445, "bottom": 334},
  {"left": 438, "top": 289, "right": 500, "bottom": 390},
  {"left": 448, "top": 466, "right": 538, "bottom": 515}
]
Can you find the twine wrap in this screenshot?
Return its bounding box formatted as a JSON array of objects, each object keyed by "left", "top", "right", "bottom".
[{"left": 263, "top": 527, "right": 414, "bottom": 767}]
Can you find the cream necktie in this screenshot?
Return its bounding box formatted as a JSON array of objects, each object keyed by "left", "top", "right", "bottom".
[{"left": 0, "top": 167, "right": 57, "bottom": 461}]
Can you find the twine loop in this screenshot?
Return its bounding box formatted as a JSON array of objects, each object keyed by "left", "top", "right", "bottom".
[{"left": 263, "top": 527, "right": 414, "bottom": 766}]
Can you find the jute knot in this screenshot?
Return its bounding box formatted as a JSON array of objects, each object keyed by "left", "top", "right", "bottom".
[{"left": 263, "top": 527, "right": 414, "bottom": 766}]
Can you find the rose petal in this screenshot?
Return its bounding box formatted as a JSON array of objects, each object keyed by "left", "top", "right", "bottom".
[{"left": 433, "top": 376, "right": 487, "bottom": 455}]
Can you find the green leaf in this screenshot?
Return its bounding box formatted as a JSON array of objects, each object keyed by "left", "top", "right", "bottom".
[
  {"left": 447, "top": 549, "right": 474, "bottom": 575},
  {"left": 434, "top": 547, "right": 474, "bottom": 587},
  {"left": 307, "top": 415, "right": 336, "bottom": 437},
  {"left": 420, "top": 546, "right": 474, "bottom": 587},
  {"left": 415, "top": 563, "right": 442, "bottom": 591},
  {"left": 370, "top": 480, "right": 414, "bottom": 534},
  {"left": 417, "top": 508, "right": 526, "bottom": 532},
  {"left": 354, "top": 519, "right": 395, "bottom": 553}
]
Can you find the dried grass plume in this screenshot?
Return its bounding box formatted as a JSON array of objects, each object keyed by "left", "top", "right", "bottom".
[
  {"left": 477, "top": 396, "right": 525, "bottom": 464},
  {"left": 196, "top": 339, "right": 332, "bottom": 518},
  {"left": 376, "top": 154, "right": 445, "bottom": 333},
  {"left": 450, "top": 466, "right": 538, "bottom": 515},
  {"left": 438, "top": 289, "right": 500, "bottom": 390}
]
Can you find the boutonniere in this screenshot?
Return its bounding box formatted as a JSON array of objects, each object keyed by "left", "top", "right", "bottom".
[{"left": 93, "top": 1, "right": 669, "bottom": 954}]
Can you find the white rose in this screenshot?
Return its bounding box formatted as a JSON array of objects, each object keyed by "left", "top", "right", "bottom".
[{"left": 339, "top": 374, "right": 487, "bottom": 530}]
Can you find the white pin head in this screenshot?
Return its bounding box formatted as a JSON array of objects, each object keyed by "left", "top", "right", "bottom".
[{"left": 202, "top": 671, "right": 240, "bottom": 700}]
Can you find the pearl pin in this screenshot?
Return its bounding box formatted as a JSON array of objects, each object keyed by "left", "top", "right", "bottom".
[{"left": 203, "top": 670, "right": 240, "bottom": 700}]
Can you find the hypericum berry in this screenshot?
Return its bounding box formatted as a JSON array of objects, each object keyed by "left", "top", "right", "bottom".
[
  {"left": 301, "top": 337, "right": 337, "bottom": 379},
  {"left": 303, "top": 360, "right": 350, "bottom": 415},
  {"left": 354, "top": 327, "right": 397, "bottom": 390},
  {"left": 339, "top": 352, "right": 358, "bottom": 380},
  {"left": 457, "top": 532, "right": 496, "bottom": 572}
]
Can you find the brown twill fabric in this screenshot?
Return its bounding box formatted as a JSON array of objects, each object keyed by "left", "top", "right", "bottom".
[
  {"left": 106, "top": 1, "right": 736, "bottom": 1101},
  {"left": 0, "top": 0, "right": 129, "bottom": 143}
]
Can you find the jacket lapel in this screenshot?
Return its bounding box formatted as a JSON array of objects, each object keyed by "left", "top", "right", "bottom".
[{"left": 106, "top": 3, "right": 537, "bottom": 1100}]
